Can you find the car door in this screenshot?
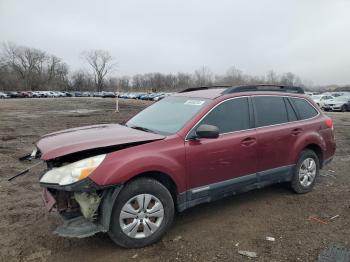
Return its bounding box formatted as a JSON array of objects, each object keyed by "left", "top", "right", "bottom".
[
  {"left": 253, "top": 95, "right": 299, "bottom": 182},
  {"left": 185, "top": 97, "right": 258, "bottom": 201}
]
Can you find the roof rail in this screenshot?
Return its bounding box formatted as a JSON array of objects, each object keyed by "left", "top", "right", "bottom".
[
  {"left": 179, "top": 85, "right": 231, "bottom": 93},
  {"left": 222, "top": 84, "right": 304, "bottom": 94}
]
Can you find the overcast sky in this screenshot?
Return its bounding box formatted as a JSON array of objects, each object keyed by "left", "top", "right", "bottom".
[{"left": 0, "top": 0, "right": 349, "bottom": 85}]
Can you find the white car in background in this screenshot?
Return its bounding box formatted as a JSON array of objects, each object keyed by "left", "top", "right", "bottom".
[
  {"left": 311, "top": 95, "right": 334, "bottom": 108},
  {"left": 323, "top": 96, "right": 350, "bottom": 112},
  {"left": 0, "top": 92, "right": 10, "bottom": 98}
]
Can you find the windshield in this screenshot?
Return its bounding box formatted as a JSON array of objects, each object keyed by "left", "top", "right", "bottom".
[
  {"left": 335, "top": 96, "right": 350, "bottom": 102},
  {"left": 126, "top": 96, "right": 210, "bottom": 135}
]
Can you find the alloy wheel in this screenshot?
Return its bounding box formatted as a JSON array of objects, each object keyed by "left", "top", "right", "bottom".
[
  {"left": 119, "top": 194, "right": 164, "bottom": 239},
  {"left": 299, "top": 158, "right": 317, "bottom": 187}
]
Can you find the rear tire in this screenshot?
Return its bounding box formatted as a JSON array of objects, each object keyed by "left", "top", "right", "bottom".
[
  {"left": 291, "top": 150, "right": 320, "bottom": 194},
  {"left": 108, "top": 178, "right": 174, "bottom": 248}
]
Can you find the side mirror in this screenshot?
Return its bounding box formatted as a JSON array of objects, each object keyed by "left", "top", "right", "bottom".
[{"left": 195, "top": 124, "right": 219, "bottom": 139}]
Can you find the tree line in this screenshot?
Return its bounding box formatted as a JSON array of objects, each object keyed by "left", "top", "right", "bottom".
[{"left": 0, "top": 42, "right": 308, "bottom": 92}]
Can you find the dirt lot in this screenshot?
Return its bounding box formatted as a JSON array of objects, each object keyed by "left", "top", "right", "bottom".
[{"left": 0, "top": 98, "right": 349, "bottom": 262}]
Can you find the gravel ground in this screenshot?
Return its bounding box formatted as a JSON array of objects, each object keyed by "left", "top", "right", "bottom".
[{"left": 0, "top": 97, "right": 349, "bottom": 262}]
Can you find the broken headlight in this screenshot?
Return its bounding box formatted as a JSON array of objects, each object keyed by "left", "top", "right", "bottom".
[{"left": 40, "top": 154, "right": 106, "bottom": 186}]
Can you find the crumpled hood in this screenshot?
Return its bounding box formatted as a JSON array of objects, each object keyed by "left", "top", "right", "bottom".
[{"left": 36, "top": 124, "right": 165, "bottom": 160}]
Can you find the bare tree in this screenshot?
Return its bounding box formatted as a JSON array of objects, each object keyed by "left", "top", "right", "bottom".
[
  {"left": 216, "top": 66, "right": 245, "bottom": 85},
  {"left": 266, "top": 70, "right": 279, "bottom": 84},
  {"left": 194, "top": 66, "right": 213, "bottom": 86},
  {"left": 280, "top": 72, "right": 302, "bottom": 86},
  {"left": 115, "top": 76, "right": 130, "bottom": 91},
  {"left": 82, "top": 50, "right": 116, "bottom": 92},
  {"left": 0, "top": 41, "right": 309, "bottom": 92},
  {"left": 70, "top": 70, "right": 94, "bottom": 91},
  {"left": 176, "top": 72, "right": 193, "bottom": 91},
  {"left": 1, "top": 42, "right": 47, "bottom": 90}
]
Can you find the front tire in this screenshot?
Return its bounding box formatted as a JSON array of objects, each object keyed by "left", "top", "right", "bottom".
[
  {"left": 291, "top": 150, "right": 320, "bottom": 194},
  {"left": 108, "top": 178, "right": 174, "bottom": 248},
  {"left": 341, "top": 105, "right": 347, "bottom": 112}
]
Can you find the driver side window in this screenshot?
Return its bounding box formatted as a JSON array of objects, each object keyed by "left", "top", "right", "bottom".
[{"left": 198, "top": 97, "right": 250, "bottom": 134}]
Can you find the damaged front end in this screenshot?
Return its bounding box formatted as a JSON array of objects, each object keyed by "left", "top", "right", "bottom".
[
  {"left": 11, "top": 147, "right": 123, "bottom": 238},
  {"left": 42, "top": 182, "right": 121, "bottom": 238},
  {"left": 38, "top": 153, "right": 122, "bottom": 239},
  {"left": 10, "top": 123, "right": 166, "bottom": 240}
]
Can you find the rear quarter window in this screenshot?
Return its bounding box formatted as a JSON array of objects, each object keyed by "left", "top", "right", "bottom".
[{"left": 292, "top": 98, "right": 319, "bottom": 120}]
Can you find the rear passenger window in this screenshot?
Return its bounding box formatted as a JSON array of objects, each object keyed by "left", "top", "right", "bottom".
[
  {"left": 199, "top": 97, "right": 250, "bottom": 133},
  {"left": 292, "top": 98, "right": 318, "bottom": 120},
  {"left": 254, "top": 96, "right": 288, "bottom": 127}
]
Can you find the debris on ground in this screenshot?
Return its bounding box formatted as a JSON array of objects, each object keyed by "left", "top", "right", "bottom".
[
  {"left": 235, "top": 242, "right": 240, "bottom": 247},
  {"left": 330, "top": 215, "right": 340, "bottom": 220},
  {"left": 131, "top": 254, "right": 138, "bottom": 259},
  {"left": 266, "top": 236, "right": 275, "bottom": 242},
  {"left": 173, "top": 236, "right": 182, "bottom": 241},
  {"left": 320, "top": 172, "right": 337, "bottom": 179},
  {"left": 308, "top": 216, "right": 328, "bottom": 224},
  {"left": 238, "top": 250, "right": 257, "bottom": 258}
]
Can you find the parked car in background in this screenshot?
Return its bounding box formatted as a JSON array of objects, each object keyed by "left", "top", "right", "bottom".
[
  {"left": 27, "top": 85, "right": 335, "bottom": 248},
  {"left": 153, "top": 93, "right": 173, "bottom": 101},
  {"left": 134, "top": 93, "right": 147, "bottom": 99},
  {"left": 56, "top": 91, "right": 67, "bottom": 97},
  {"left": 82, "top": 92, "right": 92, "bottom": 97},
  {"left": 323, "top": 96, "right": 350, "bottom": 112},
  {"left": 18, "top": 91, "right": 33, "bottom": 98},
  {"left": 72, "top": 91, "right": 83, "bottom": 97},
  {"left": 305, "top": 91, "right": 320, "bottom": 97},
  {"left": 0, "top": 92, "right": 10, "bottom": 98},
  {"left": 125, "top": 93, "right": 137, "bottom": 99},
  {"left": 101, "top": 91, "right": 116, "bottom": 98},
  {"left": 31, "top": 91, "right": 42, "bottom": 98},
  {"left": 119, "top": 93, "right": 128, "bottom": 98},
  {"left": 311, "top": 95, "right": 334, "bottom": 108},
  {"left": 5, "top": 91, "right": 20, "bottom": 98},
  {"left": 40, "top": 91, "right": 57, "bottom": 97},
  {"left": 93, "top": 92, "right": 102, "bottom": 97}
]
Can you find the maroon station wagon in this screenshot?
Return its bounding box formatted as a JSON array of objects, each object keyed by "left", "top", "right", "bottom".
[{"left": 20, "top": 85, "right": 336, "bottom": 248}]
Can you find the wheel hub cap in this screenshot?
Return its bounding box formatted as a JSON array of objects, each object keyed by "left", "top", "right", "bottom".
[
  {"left": 119, "top": 193, "right": 164, "bottom": 239},
  {"left": 299, "top": 158, "right": 317, "bottom": 187}
]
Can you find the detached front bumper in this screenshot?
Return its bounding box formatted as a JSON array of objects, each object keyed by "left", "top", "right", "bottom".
[{"left": 41, "top": 179, "right": 123, "bottom": 238}]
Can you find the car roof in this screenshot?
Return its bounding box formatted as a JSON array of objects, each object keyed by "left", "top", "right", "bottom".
[
  {"left": 173, "top": 88, "right": 226, "bottom": 99},
  {"left": 173, "top": 85, "right": 306, "bottom": 100},
  {"left": 173, "top": 88, "right": 308, "bottom": 100}
]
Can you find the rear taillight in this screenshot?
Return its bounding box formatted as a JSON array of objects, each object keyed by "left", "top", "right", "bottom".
[{"left": 325, "top": 118, "right": 333, "bottom": 130}]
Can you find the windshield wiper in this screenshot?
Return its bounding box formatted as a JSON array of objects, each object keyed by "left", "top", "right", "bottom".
[{"left": 129, "top": 125, "right": 156, "bottom": 134}]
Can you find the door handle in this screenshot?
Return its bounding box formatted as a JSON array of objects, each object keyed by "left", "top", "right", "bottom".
[
  {"left": 241, "top": 137, "right": 256, "bottom": 146},
  {"left": 291, "top": 128, "right": 303, "bottom": 136}
]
